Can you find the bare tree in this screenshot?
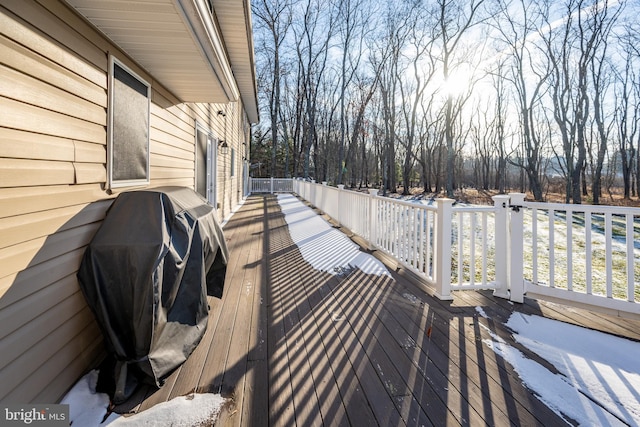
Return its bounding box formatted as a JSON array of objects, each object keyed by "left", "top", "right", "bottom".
[
  {"left": 292, "top": 0, "right": 336, "bottom": 178},
  {"left": 491, "top": 0, "right": 550, "bottom": 201},
  {"left": 491, "top": 60, "right": 509, "bottom": 193},
  {"left": 540, "top": 0, "right": 617, "bottom": 203},
  {"left": 252, "top": 0, "right": 293, "bottom": 176},
  {"left": 398, "top": 11, "right": 437, "bottom": 195},
  {"left": 344, "top": 71, "right": 379, "bottom": 186},
  {"left": 335, "top": 0, "right": 373, "bottom": 184},
  {"left": 469, "top": 99, "right": 495, "bottom": 190},
  {"left": 614, "top": 23, "right": 640, "bottom": 199},
  {"left": 586, "top": 1, "right": 621, "bottom": 204},
  {"left": 589, "top": 5, "right": 621, "bottom": 203},
  {"left": 436, "top": 0, "right": 487, "bottom": 197},
  {"left": 370, "top": 4, "right": 414, "bottom": 194}
]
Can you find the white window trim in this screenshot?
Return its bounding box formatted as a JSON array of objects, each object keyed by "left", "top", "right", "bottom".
[{"left": 107, "top": 55, "right": 151, "bottom": 189}]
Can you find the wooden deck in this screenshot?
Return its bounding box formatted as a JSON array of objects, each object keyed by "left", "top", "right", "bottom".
[{"left": 114, "top": 194, "right": 640, "bottom": 426}]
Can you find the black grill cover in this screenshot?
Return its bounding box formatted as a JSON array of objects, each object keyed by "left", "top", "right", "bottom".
[{"left": 77, "top": 187, "right": 228, "bottom": 403}]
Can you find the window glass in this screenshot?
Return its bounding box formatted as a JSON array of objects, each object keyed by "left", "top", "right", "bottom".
[{"left": 108, "top": 58, "right": 150, "bottom": 188}]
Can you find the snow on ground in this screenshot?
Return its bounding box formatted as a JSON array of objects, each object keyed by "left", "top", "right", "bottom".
[
  {"left": 277, "top": 194, "right": 390, "bottom": 276},
  {"left": 476, "top": 308, "right": 640, "bottom": 426},
  {"left": 61, "top": 370, "right": 225, "bottom": 426}
]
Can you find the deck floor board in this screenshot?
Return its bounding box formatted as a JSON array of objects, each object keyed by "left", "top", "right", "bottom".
[{"left": 113, "top": 194, "right": 640, "bottom": 426}]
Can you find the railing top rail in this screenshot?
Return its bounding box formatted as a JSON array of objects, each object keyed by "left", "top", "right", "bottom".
[
  {"left": 524, "top": 201, "right": 640, "bottom": 215},
  {"left": 452, "top": 205, "right": 496, "bottom": 213},
  {"left": 374, "top": 195, "right": 439, "bottom": 211}
]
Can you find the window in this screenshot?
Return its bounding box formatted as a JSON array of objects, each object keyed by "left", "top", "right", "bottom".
[{"left": 107, "top": 56, "right": 151, "bottom": 188}]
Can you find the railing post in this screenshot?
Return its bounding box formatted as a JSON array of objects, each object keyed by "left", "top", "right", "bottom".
[
  {"left": 368, "top": 189, "right": 378, "bottom": 250},
  {"left": 321, "top": 181, "right": 327, "bottom": 213},
  {"left": 270, "top": 177, "right": 274, "bottom": 194},
  {"left": 337, "top": 184, "right": 345, "bottom": 226},
  {"left": 492, "top": 195, "right": 511, "bottom": 299},
  {"left": 508, "top": 193, "right": 525, "bottom": 303},
  {"left": 435, "top": 198, "right": 454, "bottom": 300}
]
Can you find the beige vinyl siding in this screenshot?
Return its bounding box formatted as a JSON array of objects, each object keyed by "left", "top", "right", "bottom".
[
  {"left": 148, "top": 88, "right": 196, "bottom": 189},
  {"left": 1, "top": 0, "right": 110, "bottom": 400},
  {"left": 0, "top": 0, "right": 247, "bottom": 404}
]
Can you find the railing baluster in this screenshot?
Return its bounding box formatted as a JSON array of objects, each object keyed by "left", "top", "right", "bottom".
[
  {"left": 585, "top": 212, "right": 592, "bottom": 295},
  {"left": 426, "top": 210, "right": 432, "bottom": 277},
  {"left": 566, "top": 209, "right": 573, "bottom": 291},
  {"left": 605, "top": 212, "right": 612, "bottom": 298},
  {"left": 549, "top": 209, "right": 555, "bottom": 288},
  {"left": 532, "top": 208, "right": 538, "bottom": 285},
  {"left": 411, "top": 207, "right": 417, "bottom": 268},
  {"left": 384, "top": 201, "right": 388, "bottom": 254},
  {"left": 482, "top": 212, "right": 487, "bottom": 286},
  {"left": 418, "top": 209, "right": 424, "bottom": 273},
  {"left": 470, "top": 212, "right": 476, "bottom": 286},
  {"left": 627, "top": 214, "right": 634, "bottom": 302},
  {"left": 458, "top": 211, "right": 464, "bottom": 285},
  {"left": 369, "top": 190, "right": 377, "bottom": 248}
]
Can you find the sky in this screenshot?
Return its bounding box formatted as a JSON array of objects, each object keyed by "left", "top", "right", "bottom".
[{"left": 61, "top": 194, "right": 639, "bottom": 426}]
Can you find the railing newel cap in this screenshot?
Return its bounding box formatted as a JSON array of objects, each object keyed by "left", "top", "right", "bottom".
[
  {"left": 508, "top": 193, "right": 526, "bottom": 203},
  {"left": 435, "top": 197, "right": 455, "bottom": 204}
]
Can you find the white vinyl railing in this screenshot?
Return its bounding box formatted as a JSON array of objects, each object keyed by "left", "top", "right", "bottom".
[
  {"left": 522, "top": 201, "right": 640, "bottom": 317},
  {"left": 291, "top": 179, "right": 511, "bottom": 301},
  {"left": 249, "top": 178, "right": 640, "bottom": 318},
  {"left": 250, "top": 177, "right": 294, "bottom": 193}
]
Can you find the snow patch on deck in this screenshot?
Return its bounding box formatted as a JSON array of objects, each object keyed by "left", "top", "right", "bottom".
[
  {"left": 480, "top": 313, "right": 640, "bottom": 426},
  {"left": 277, "top": 194, "right": 390, "bottom": 277},
  {"left": 61, "top": 370, "right": 226, "bottom": 426}
]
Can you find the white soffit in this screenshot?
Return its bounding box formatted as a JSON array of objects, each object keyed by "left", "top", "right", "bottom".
[{"left": 64, "top": 0, "right": 245, "bottom": 105}]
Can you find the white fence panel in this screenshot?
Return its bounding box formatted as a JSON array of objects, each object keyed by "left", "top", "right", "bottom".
[
  {"left": 450, "top": 206, "right": 498, "bottom": 291},
  {"left": 523, "top": 201, "right": 640, "bottom": 316},
  {"left": 250, "top": 177, "right": 293, "bottom": 193}
]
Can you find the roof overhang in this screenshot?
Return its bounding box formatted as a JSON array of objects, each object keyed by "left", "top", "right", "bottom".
[{"left": 65, "top": 0, "right": 259, "bottom": 123}]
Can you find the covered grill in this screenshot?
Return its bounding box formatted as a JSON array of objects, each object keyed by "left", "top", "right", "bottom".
[{"left": 77, "top": 187, "right": 228, "bottom": 403}]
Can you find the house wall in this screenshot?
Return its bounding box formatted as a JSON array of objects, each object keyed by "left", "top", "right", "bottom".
[{"left": 0, "top": 0, "right": 250, "bottom": 403}]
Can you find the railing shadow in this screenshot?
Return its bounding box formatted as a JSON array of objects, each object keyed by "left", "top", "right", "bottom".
[
  {"left": 230, "top": 195, "right": 569, "bottom": 425},
  {"left": 113, "top": 194, "right": 574, "bottom": 426}
]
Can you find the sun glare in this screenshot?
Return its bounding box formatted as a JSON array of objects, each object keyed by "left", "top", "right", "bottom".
[
  {"left": 439, "top": 66, "right": 474, "bottom": 97},
  {"left": 434, "top": 64, "right": 498, "bottom": 103}
]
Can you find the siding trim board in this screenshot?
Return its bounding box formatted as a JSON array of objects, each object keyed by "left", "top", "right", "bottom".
[{"left": 0, "top": 0, "right": 256, "bottom": 404}]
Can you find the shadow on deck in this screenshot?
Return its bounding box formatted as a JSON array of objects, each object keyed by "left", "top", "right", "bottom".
[{"left": 113, "top": 194, "right": 640, "bottom": 426}]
